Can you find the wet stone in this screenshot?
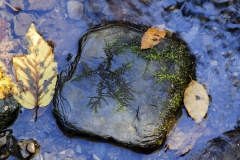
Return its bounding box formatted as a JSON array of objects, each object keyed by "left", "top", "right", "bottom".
[
  {"left": 67, "top": 1, "right": 84, "bottom": 20},
  {"left": 53, "top": 24, "right": 195, "bottom": 153},
  {"left": 190, "top": 129, "right": 240, "bottom": 159},
  {"left": 88, "top": 3, "right": 102, "bottom": 13},
  {"left": 28, "top": 0, "right": 60, "bottom": 11},
  {"left": 0, "top": 96, "right": 19, "bottom": 130},
  {"left": 13, "top": 13, "right": 34, "bottom": 36}
]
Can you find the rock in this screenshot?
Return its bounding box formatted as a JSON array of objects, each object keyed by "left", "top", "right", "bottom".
[
  {"left": 65, "top": 149, "right": 75, "bottom": 158},
  {"left": 88, "top": 3, "right": 102, "bottom": 13},
  {"left": 9, "top": 0, "right": 25, "bottom": 10},
  {"left": 14, "top": 139, "right": 39, "bottom": 159},
  {"left": 211, "top": 0, "right": 230, "bottom": 3},
  {"left": 27, "top": 141, "right": 36, "bottom": 154},
  {"left": 0, "top": 130, "right": 12, "bottom": 159},
  {"left": 53, "top": 24, "right": 195, "bottom": 153},
  {"left": 0, "top": 1, "right": 5, "bottom": 9},
  {"left": 190, "top": 129, "right": 240, "bottom": 159},
  {"left": 67, "top": 1, "right": 84, "bottom": 20},
  {"left": 0, "top": 96, "right": 19, "bottom": 130},
  {"left": 13, "top": 13, "right": 34, "bottom": 36},
  {"left": 28, "top": 0, "right": 60, "bottom": 11},
  {"left": 0, "top": 19, "right": 6, "bottom": 43}
]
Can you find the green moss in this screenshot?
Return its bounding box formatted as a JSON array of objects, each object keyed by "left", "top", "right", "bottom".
[
  {"left": 130, "top": 36, "right": 195, "bottom": 146},
  {"left": 52, "top": 107, "right": 63, "bottom": 117}
]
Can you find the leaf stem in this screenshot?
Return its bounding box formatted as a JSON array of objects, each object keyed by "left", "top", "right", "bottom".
[{"left": 1, "top": 0, "right": 21, "bottom": 12}]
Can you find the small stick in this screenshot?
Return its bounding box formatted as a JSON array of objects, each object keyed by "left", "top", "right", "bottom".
[{"left": 1, "top": 0, "right": 21, "bottom": 12}]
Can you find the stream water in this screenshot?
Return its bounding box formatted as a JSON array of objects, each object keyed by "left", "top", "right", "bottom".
[{"left": 0, "top": 0, "right": 239, "bottom": 159}]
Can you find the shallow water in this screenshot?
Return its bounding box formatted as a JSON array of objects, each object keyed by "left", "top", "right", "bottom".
[{"left": 0, "top": 0, "right": 239, "bottom": 159}]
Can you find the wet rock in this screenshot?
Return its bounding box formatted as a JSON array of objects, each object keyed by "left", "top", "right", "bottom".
[
  {"left": 15, "top": 139, "right": 39, "bottom": 159},
  {"left": 190, "top": 129, "right": 240, "bottom": 159},
  {"left": 0, "top": 19, "right": 6, "bottom": 43},
  {"left": 27, "top": 141, "right": 36, "bottom": 154},
  {"left": 0, "top": 97, "right": 19, "bottom": 130},
  {"left": 65, "top": 149, "right": 75, "bottom": 158},
  {"left": 0, "top": 1, "right": 5, "bottom": 9},
  {"left": 13, "top": 13, "right": 34, "bottom": 36},
  {"left": 9, "top": 0, "right": 25, "bottom": 10},
  {"left": 88, "top": 3, "right": 102, "bottom": 13},
  {"left": 67, "top": 1, "right": 84, "bottom": 20},
  {"left": 211, "top": 0, "right": 230, "bottom": 3},
  {"left": 0, "top": 130, "right": 12, "bottom": 160},
  {"left": 28, "top": 0, "right": 60, "bottom": 11},
  {"left": 53, "top": 24, "right": 195, "bottom": 153}
]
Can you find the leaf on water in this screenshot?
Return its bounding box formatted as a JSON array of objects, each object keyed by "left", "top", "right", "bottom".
[
  {"left": 0, "top": 64, "right": 13, "bottom": 99},
  {"left": 140, "top": 25, "right": 166, "bottom": 50},
  {"left": 166, "top": 124, "right": 206, "bottom": 156},
  {"left": 12, "top": 23, "right": 57, "bottom": 115},
  {"left": 184, "top": 80, "right": 209, "bottom": 123}
]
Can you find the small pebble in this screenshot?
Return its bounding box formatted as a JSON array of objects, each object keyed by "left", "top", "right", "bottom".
[
  {"left": 67, "top": 1, "right": 84, "bottom": 20},
  {"left": 27, "top": 141, "right": 36, "bottom": 154}
]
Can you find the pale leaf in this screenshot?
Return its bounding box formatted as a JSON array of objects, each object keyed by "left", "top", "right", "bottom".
[
  {"left": 166, "top": 124, "right": 206, "bottom": 156},
  {"left": 12, "top": 23, "right": 57, "bottom": 113},
  {"left": 184, "top": 80, "right": 209, "bottom": 123}
]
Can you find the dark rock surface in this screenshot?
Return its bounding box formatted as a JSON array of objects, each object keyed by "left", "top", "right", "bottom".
[
  {"left": 190, "top": 129, "right": 240, "bottom": 160},
  {"left": 53, "top": 24, "right": 195, "bottom": 153},
  {"left": 0, "top": 96, "right": 19, "bottom": 130}
]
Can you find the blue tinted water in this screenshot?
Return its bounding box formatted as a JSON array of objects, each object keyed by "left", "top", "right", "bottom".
[{"left": 1, "top": 0, "right": 239, "bottom": 159}]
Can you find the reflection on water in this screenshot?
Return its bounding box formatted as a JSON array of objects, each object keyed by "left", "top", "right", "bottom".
[{"left": 1, "top": 0, "right": 239, "bottom": 159}]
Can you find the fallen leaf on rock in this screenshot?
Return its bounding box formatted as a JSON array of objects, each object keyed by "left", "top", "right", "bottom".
[
  {"left": 0, "top": 66, "right": 13, "bottom": 99},
  {"left": 166, "top": 124, "right": 206, "bottom": 156},
  {"left": 184, "top": 80, "right": 209, "bottom": 123},
  {"left": 140, "top": 26, "right": 166, "bottom": 50},
  {"left": 12, "top": 23, "right": 57, "bottom": 120}
]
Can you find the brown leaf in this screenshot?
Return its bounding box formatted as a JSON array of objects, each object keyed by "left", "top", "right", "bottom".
[{"left": 140, "top": 27, "right": 166, "bottom": 50}]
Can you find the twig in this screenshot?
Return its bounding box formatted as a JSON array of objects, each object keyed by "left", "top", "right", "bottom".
[{"left": 1, "top": 0, "right": 21, "bottom": 12}]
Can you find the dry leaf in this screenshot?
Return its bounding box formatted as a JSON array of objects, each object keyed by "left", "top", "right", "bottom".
[
  {"left": 0, "top": 66, "right": 13, "bottom": 99},
  {"left": 12, "top": 23, "right": 57, "bottom": 119},
  {"left": 184, "top": 80, "right": 209, "bottom": 123},
  {"left": 140, "top": 26, "right": 166, "bottom": 50},
  {"left": 166, "top": 124, "right": 206, "bottom": 156}
]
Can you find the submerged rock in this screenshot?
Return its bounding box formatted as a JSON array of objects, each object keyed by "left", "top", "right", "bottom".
[
  {"left": 190, "top": 129, "right": 240, "bottom": 159},
  {"left": 28, "top": 0, "right": 60, "bottom": 11},
  {"left": 0, "top": 96, "right": 19, "bottom": 130},
  {"left": 53, "top": 24, "right": 195, "bottom": 153},
  {"left": 67, "top": 1, "right": 84, "bottom": 20}
]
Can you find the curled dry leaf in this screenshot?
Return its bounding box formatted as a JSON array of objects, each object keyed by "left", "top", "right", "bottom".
[
  {"left": 184, "top": 80, "right": 209, "bottom": 123},
  {"left": 12, "top": 23, "right": 57, "bottom": 120},
  {"left": 140, "top": 26, "right": 166, "bottom": 50}
]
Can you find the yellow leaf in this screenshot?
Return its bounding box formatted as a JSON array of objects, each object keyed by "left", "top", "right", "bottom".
[
  {"left": 12, "top": 23, "right": 57, "bottom": 116},
  {"left": 0, "top": 67, "right": 12, "bottom": 99},
  {"left": 140, "top": 27, "right": 166, "bottom": 50},
  {"left": 183, "top": 80, "right": 209, "bottom": 123}
]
